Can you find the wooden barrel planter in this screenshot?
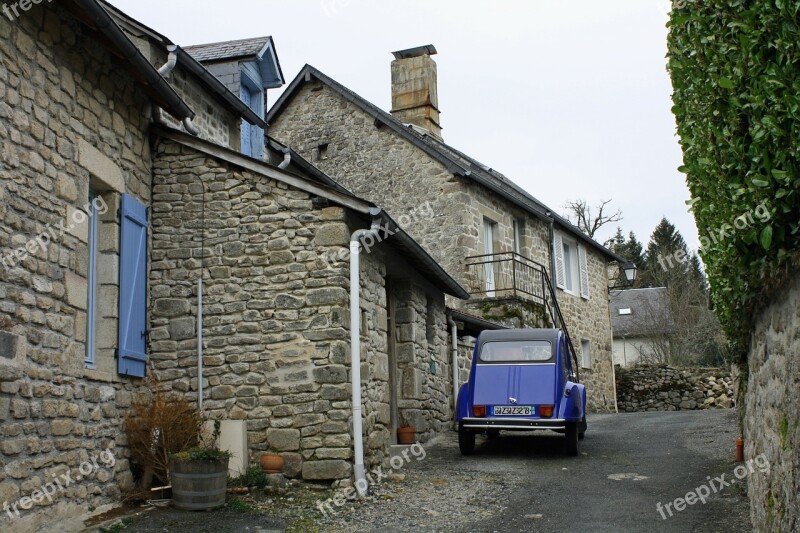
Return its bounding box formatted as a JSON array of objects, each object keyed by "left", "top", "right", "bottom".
[{"left": 170, "top": 458, "right": 229, "bottom": 511}]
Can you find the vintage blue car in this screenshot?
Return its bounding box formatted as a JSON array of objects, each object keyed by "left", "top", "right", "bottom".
[{"left": 456, "top": 328, "right": 587, "bottom": 456}]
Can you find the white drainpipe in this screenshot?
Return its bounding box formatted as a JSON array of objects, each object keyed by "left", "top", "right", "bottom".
[
  {"left": 350, "top": 208, "right": 383, "bottom": 497},
  {"left": 158, "top": 44, "right": 178, "bottom": 77},
  {"left": 448, "top": 313, "right": 459, "bottom": 424}
]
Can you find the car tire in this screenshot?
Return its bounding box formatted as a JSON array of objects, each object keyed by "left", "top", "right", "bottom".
[
  {"left": 486, "top": 430, "right": 500, "bottom": 440},
  {"left": 459, "top": 426, "right": 476, "bottom": 455},
  {"left": 565, "top": 422, "right": 579, "bottom": 456},
  {"left": 578, "top": 417, "right": 587, "bottom": 440}
]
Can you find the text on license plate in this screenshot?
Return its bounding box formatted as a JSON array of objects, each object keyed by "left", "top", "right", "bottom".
[{"left": 493, "top": 406, "right": 532, "bottom": 416}]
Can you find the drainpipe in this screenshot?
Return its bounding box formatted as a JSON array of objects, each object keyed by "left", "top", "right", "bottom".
[
  {"left": 350, "top": 207, "right": 383, "bottom": 497},
  {"left": 197, "top": 277, "right": 204, "bottom": 412},
  {"left": 158, "top": 45, "right": 178, "bottom": 77},
  {"left": 448, "top": 313, "right": 459, "bottom": 428},
  {"left": 278, "top": 148, "right": 292, "bottom": 170},
  {"left": 182, "top": 118, "right": 199, "bottom": 136},
  {"left": 545, "top": 212, "right": 558, "bottom": 327}
]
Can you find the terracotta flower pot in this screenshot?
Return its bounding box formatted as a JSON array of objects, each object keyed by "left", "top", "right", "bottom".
[
  {"left": 397, "top": 427, "right": 416, "bottom": 445},
  {"left": 260, "top": 453, "right": 284, "bottom": 474}
]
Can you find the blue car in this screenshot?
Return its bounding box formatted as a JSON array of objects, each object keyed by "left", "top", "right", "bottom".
[{"left": 456, "top": 328, "right": 587, "bottom": 456}]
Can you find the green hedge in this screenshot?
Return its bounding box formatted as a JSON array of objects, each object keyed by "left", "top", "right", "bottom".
[{"left": 667, "top": 0, "right": 800, "bottom": 354}]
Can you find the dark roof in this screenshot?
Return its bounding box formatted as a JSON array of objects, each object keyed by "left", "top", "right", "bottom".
[
  {"left": 610, "top": 288, "right": 673, "bottom": 337},
  {"left": 448, "top": 309, "right": 506, "bottom": 337},
  {"left": 155, "top": 126, "right": 470, "bottom": 301},
  {"left": 185, "top": 36, "right": 273, "bottom": 63},
  {"left": 64, "top": 0, "right": 193, "bottom": 122},
  {"left": 97, "top": 0, "right": 266, "bottom": 128},
  {"left": 267, "top": 64, "right": 624, "bottom": 263}
]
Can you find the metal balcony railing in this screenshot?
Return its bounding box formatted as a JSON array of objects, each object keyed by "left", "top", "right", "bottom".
[{"left": 464, "top": 251, "right": 581, "bottom": 381}]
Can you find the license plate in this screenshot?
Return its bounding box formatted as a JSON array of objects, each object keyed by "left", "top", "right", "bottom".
[{"left": 493, "top": 406, "right": 532, "bottom": 416}]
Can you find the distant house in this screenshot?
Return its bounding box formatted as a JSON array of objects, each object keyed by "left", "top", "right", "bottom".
[
  {"left": 267, "top": 46, "right": 626, "bottom": 411},
  {"left": 610, "top": 288, "right": 673, "bottom": 367}
]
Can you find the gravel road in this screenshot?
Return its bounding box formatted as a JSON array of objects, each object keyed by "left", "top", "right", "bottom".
[{"left": 100, "top": 409, "right": 750, "bottom": 533}]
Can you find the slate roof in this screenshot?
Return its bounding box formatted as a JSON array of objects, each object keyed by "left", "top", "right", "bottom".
[
  {"left": 185, "top": 36, "right": 274, "bottom": 63},
  {"left": 610, "top": 288, "right": 674, "bottom": 338},
  {"left": 267, "top": 64, "right": 625, "bottom": 263}
]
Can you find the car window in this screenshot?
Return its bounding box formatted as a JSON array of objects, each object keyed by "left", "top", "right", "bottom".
[{"left": 479, "top": 341, "right": 553, "bottom": 363}]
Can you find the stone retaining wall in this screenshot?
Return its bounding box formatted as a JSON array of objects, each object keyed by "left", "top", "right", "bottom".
[
  {"left": 743, "top": 271, "right": 800, "bottom": 532},
  {"left": 616, "top": 365, "right": 734, "bottom": 412}
]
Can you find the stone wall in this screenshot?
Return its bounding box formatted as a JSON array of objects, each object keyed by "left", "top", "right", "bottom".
[
  {"left": 269, "top": 80, "right": 619, "bottom": 412},
  {"left": 743, "top": 271, "right": 800, "bottom": 532},
  {"left": 0, "top": 5, "right": 154, "bottom": 529},
  {"left": 616, "top": 365, "right": 734, "bottom": 412},
  {"left": 149, "top": 139, "right": 457, "bottom": 481}
]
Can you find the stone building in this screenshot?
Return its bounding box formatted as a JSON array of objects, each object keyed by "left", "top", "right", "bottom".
[
  {"left": 268, "top": 46, "right": 626, "bottom": 411},
  {"left": 0, "top": 2, "right": 469, "bottom": 528}
]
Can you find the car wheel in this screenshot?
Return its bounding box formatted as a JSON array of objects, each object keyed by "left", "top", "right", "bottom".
[
  {"left": 486, "top": 430, "right": 500, "bottom": 440},
  {"left": 564, "top": 422, "right": 579, "bottom": 456},
  {"left": 578, "top": 417, "right": 587, "bottom": 440},
  {"left": 459, "top": 426, "right": 476, "bottom": 455}
]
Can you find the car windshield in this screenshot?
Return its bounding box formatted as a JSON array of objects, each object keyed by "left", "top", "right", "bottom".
[{"left": 479, "top": 340, "right": 553, "bottom": 363}]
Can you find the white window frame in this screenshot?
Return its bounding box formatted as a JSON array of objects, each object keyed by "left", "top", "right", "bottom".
[
  {"left": 513, "top": 219, "right": 522, "bottom": 255},
  {"left": 581, "top": 339, "right": 592, "bottom": 369},
  {"left": 85, "top": 190, "right": 99, "bottom": 369},
  {"left": 562, "top": 238, "right": 578, "bottom": 294},
  {"left": 483, "top": 218, "right": 496, "bottom": 296}
]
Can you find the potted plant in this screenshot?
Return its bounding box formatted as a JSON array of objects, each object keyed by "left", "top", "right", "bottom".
[
  {"left": 169, "top": 421, "right": 232, "bottom": 511},
  {"left": 259, "top": 452, "right": 284, "bottom": 474},
  {"left": 397, "top": 416, "right": 417, "bottom": 445}
]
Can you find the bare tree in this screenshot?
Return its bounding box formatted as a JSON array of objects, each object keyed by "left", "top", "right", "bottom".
[{"left": 564, "top": 199, "right": 623, "bottom": 239}]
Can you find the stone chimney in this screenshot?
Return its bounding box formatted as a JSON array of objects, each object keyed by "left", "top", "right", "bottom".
[{"left": 390, "top": 45, "right": 442, "bottom": 140}]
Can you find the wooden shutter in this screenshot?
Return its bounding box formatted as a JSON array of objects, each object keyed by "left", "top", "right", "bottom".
[
  {"left": 118, "top": 194, "right": 148, "bottom": 378},
  {"left": 554, "top": 231, "right": 566, "bottom": 289},
  {"left": 578, "top": 244, "right": 590, "bottom": 300}
]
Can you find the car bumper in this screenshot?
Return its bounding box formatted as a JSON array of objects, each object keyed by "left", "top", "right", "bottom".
[{"left": 461, "top": 417, "right": 567, "bottom": 431}]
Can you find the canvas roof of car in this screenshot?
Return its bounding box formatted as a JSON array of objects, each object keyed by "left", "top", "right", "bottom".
[{"left": 477, "top": 328, "right": 560, "bottom": 347}]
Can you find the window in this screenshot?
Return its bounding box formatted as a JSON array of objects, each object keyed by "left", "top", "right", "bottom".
[
  {"left": 479, "top": 341, "right": 553, "bottom": 363},
  {"left": 85, "top": 190, "right": 99, "bottom": 369},
  {"left": 482, "top": 218, "right": 496, "bottom": 296},
  {"left": 513, "top": 219, "right": 522, "bottom": 255},
  {"left": 581, "top": 339, "right": 592, "bottom": 369},
  {"left": 554, "top": 231, "right": 590, "bottom": 299},
  {"left": 425, "top": 297, "right": 436, "bottom": 345}
]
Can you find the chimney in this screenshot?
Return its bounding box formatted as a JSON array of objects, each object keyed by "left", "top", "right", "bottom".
[{"left": 390, "top": 45, "right": 442, "bottom": 140}]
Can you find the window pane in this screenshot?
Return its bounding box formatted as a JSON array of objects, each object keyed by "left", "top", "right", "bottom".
[
  {"left": 479, "top": 341, "right": 553, "bottom": 363},
  {"left": 563, "top": 243, "right": 573, "bottom": 290}
]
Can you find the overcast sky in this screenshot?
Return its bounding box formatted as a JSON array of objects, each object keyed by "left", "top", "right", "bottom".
[{"left": 111, "top": 0, "right": 698, "bottom": 251}]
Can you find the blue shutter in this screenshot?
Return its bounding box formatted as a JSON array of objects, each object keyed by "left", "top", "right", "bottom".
[
  {"left": 240, "top": 86, "right": 253, "bottom": 157},
  {"left": 118, "top": 194, "right": 148, "bottom": 378}
]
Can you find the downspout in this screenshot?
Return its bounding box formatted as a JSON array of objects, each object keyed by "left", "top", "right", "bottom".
[
  {"left": 350, "top": 207, "right": 383, "bottom": 497},
  {"left": 545, "top": 212, "right": 558, "bottom": 327},
  {"left": 153, "top": 44, "right": 200, "bottom": 137},
  {"left": 197, "top": 277, "right": 204, "bottom": 412},
  {"left": 278, "top": 148, "right": 292, "bottom": 170},
  {"left": 448, "top": 313, "right": 459, "bottom": 428},
  {"left": 158, "top": 45, "right": 178, "bottom": 77}
]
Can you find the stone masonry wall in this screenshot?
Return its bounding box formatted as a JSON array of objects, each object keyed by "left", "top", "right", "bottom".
[
  {"left": 743, "top": 271, "right": 800, "bottom": 532},
  {"left": 150, "top": 139, "right": 456, "bottom": 481},
  {"left": 616, "top": 365, "right": 734, "bottom": 412},
  {"left": 269, "top": 80, "right": 618, "bottom": 412},
  {"left": 268, "top": 82, "right": 472, "bottom": 291},
  {"left": 150, "top": 140, "right": 357, "bottom": 482},
  {"left": 0, "top": 5, "right": 155, "bottom": 530}
]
